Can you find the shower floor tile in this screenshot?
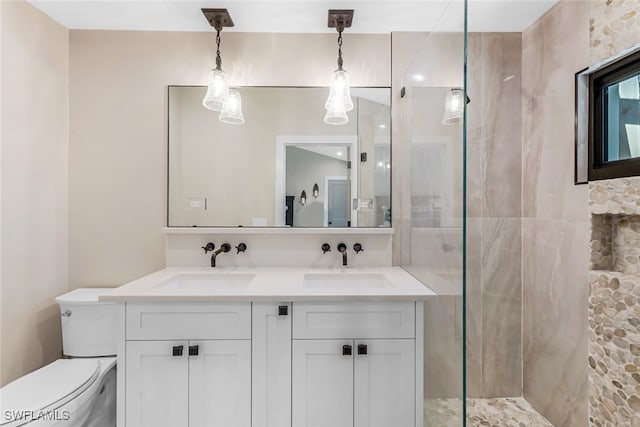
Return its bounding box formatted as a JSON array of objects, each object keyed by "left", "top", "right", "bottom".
[{"left": 425, "top": 397, "right": 554, "bottom": 426}]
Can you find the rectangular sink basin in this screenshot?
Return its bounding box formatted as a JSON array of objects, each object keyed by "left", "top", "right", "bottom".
[
  {"left": 303, "top": 273, "right": 395, "bottom": 290},
  {"left": 156, "top": 274, "right": 256, "bottom": 290}
]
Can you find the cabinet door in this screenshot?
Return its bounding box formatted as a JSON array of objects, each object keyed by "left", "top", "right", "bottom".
[
  {"left": 125, "top": 340, "right": 189, "bottom": 427},
  {"left": 189, "top": 340, "right": 251, "bottom": 427},
  {"left": 252, "top": 303, "right": 291, "bottom": 427},
  {"left": 292, "top": 340, "right": 354, "bottom": 427},
  {"left": 354, "top": 339, "right": 415, "bottom": 427}
]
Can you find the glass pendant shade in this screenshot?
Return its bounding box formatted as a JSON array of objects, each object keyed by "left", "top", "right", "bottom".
[
  {"left": 324, "top": 108, "right": 349, "bottom": 126},
  {"left": 300, "top": 190, "right": 307, "bottom": 205},
  {"left": 202, "top": 69, "right": 229, "bottom": 111},
  {"left": 442, "top": 88, "right": 464, "bottom": 125},
  {"left": 312, "top": 183, "right": 319, "bottom": 198},
  {"left": 325, "top": 70, "right": 354, "bottom": 113},
  {"left": 219, "top": 89, "right": 245, "bottom": 125}
]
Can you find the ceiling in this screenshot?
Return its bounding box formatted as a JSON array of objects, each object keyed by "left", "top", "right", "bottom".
[{"left": 28, "top": 0, "right": 559, "bottom": 33}]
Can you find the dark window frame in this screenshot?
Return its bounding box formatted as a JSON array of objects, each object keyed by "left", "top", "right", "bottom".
[{"left": 589, "top": 50, "right": 640, "bottom": 181}]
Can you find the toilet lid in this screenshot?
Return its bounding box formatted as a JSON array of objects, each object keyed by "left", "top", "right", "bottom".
[{"left": 0, "top": 359, "right": 100, "bottom": 426}]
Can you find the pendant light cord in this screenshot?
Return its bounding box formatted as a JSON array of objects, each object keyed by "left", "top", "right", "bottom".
[
  {"left": 337, "top": 28, "right": 344, "bottom": 70},
  {"left": 215, "top": 28, "right": 222, "bottom": 70}
]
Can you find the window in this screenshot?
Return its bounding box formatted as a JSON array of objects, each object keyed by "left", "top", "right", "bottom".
[{"left": 589, "top": 50, "right": 640, "bottom": 180}]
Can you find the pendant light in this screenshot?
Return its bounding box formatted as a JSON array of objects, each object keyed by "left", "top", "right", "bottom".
[
  {"left": 312, "top": 183, "right": 319, "bottom": 198},
  {"left": 202, "top": 9, "right": 232, "bottom": 111},
  {"left": 324, "top": 10, "right": 354, "bottom": 126},
  {"left": 442, "top": 87, "right": 470, "bottom": 125},
  {"left": 202, "top": 9, "right": 245, "bottom": 125}
]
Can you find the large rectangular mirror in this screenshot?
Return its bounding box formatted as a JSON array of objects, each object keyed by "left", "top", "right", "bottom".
[{"left": 168, "top": 86, "right": 390, "bottom": 228}]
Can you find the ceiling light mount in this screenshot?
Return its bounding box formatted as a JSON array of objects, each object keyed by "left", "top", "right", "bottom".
[
  {"left": 202, "top": 8, "right": 234, "bottom": 31},
  {"left": 328, "top": 9, "right": 353, "bottom": 31}
]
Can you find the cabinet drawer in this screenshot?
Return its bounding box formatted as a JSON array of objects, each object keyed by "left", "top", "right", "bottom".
[
  {"left": 293, "top": 302, "right": 415, "bottom": 339},
  {"left": 126, "top": 302, "right": 251, "bottom": 340}
]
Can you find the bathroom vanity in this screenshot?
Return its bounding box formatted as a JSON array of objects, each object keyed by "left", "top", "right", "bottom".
[{"left": 100, "top": 268, "right": 434, "bottom": 427}]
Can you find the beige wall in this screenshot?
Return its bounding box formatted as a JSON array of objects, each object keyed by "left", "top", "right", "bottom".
[
  {"left": 69, "top": 30, "right": 390, "bottom": 288},
  {"left": 0, "top": 0, "right": 69, "bottom": 385},
  {"left": 521, "top": 1, "right": 591, "bottom": 425}
]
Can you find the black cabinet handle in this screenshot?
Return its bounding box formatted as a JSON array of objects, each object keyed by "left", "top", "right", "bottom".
[
  {"left": 342, "top": 345, "right": 352, "bottom": 356},
  {"left": 189, "top": 345, "right": 199, "bottom": 356},
  {"left": 172, "top": 345, "right": 184, "bottom": 357},
  {"left": 278, "top": 305, "right": 289, "bottom": 316},
  {"left": 357, "top": 344, "right": 368, "bottom": 355}
]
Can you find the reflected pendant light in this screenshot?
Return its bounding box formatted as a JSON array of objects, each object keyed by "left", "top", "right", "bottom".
[
  {"left": 324, "top": 10, "right": 354, "bottom": 126},
  {"left": 220, "top": 89, "right": 245, "bottom": 124},
  {"left": 202, "top": 9, "right": 233, "bottom": 112},
  {"left": 442, "top": 87, "right": 470, "bottom": 125}
]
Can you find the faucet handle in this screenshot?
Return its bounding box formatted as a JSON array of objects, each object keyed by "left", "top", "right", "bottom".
[
  {"left": 321, "top": 243, "right": 331, "bottom": 254},
  {"left": 236, "top": 243, "right": 247, "bottom": 254},
  {"left": 202, "top": 242, "right": 215, "bottom": 254},
  {"left": 353, "top": 243, "right": 364, "bottom": 253}
]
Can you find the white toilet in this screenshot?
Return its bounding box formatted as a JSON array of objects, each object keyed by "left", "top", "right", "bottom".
[{"left": 0, "top": 289, "right": 120, "bottom": 427}]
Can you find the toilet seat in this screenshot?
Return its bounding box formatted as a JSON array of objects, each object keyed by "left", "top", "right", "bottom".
[{"left": 0, "top": 359, "right": 100, "bottom": 427}]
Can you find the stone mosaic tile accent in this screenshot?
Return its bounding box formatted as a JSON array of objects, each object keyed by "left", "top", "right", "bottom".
[
  {"left": 591, "top": 214, "right": 640, "bottom": 275},
  {"left": 590, "top": 0, "right": 640, "bottom": 64},
  {"left": 589, "top": 271, "right": 640, "bottom": 427},
  {"left": 424, "top": 397, "right": 553, "bottom": 426},
  {"left": 589, "top": 178, "right": 640, "bottom": 275},
  {"left": 589, "top": 178, "right": 640, "bottom": 216},
  {"left": 591, "top": 215, "right": 614, "bottom": 271},
  {"left": 613, "top": 216, "right": 640, "bottom": 275}
]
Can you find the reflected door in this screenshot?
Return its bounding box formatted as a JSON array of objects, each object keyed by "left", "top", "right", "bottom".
[{"left": 327, "top": 178, "right": 349, "bottom": 227}]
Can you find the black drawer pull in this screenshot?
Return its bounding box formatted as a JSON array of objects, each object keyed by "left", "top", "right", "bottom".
[
  {"left": 357, "top": 344, "right": 368, "bottom": 355},
  {"left": 189, "top": 345, "right": 199, "bottom": 356},
  {"left": 342, "top": 345, "right": 352, "bottom": 356},
  {"left": 278, "top": 305, "right": 289, "bottom": 316},
  {"left": 172, "top": 345, "right": 184, "bottom": 357}
]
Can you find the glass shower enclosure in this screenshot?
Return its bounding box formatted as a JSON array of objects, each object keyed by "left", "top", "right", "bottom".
[{"left": 395, "top": 0, "right": 467, "bottom": 425}]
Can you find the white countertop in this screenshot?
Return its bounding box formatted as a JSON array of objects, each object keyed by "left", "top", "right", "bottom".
[{"left": 98, "top": 267, "right": 436, "bottom": 302}]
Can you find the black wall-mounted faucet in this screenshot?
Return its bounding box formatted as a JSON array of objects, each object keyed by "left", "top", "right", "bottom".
[
  {"left": 211, "top": 243, "right": 231, "bottom": 267},
  {"left": 337, "top": 243, "right": 348, "bottom": 266}
]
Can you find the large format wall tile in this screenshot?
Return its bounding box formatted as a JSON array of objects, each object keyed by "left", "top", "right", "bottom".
[
  {"left": 523, "top": 218, "right": 590, "bottom": 427},
  {"left": 481, "top": 218, "right": 522, "bottom": 397},
  {"left": 522, "top": 0, "right": 590, "bottom": 222},
  {"left": 521, "top": 2, "right": 591, "bottom": 425},
  {"left": 466, "top": 33, "right": 522, "bottom": 219}
]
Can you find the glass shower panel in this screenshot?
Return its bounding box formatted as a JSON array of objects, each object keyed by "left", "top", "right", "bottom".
[{"left": 397, "top": 1, "right": 467, "bottom": 425}]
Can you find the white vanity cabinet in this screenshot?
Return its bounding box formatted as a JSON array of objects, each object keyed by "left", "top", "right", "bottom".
[
  {"left": 123, "top": 303, "right": 252, "bottom": 427},
  {"left": 291, "top": 302, "right": 418, "bottom": 427},
  {"left": 119, "top": 301, "right": 423, "bottom": 427}
]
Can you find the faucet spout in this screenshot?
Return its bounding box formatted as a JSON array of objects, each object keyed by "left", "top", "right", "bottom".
[
  {"left": 337, "top": 243, "right": 348, "bottom": 266},
  {"left": 211, "top": 243, "right": 231, "bottom": 268}
]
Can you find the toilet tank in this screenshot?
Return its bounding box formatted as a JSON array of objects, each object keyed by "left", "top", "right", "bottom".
[{"left": 55, "top": 288, "right": 122, "bottom": 357}]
